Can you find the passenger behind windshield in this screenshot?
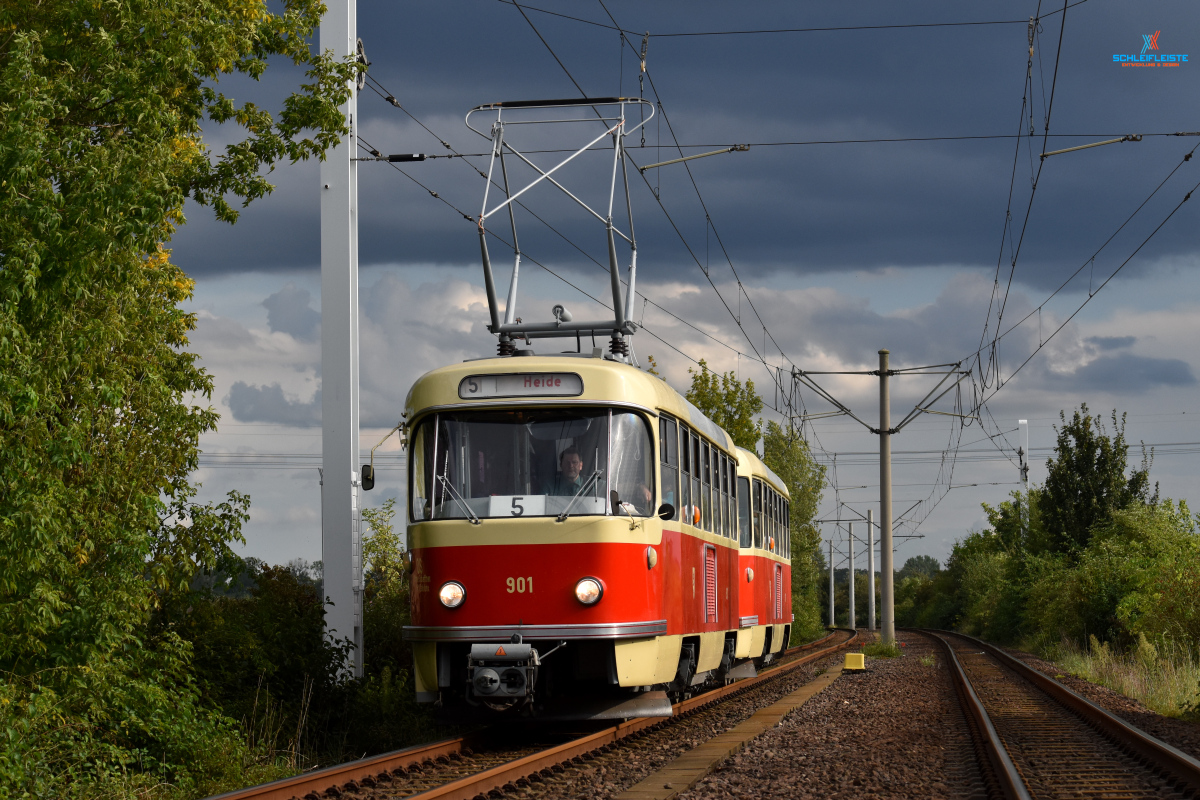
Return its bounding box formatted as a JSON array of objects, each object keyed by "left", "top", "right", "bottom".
[{"left": 542, "top": 446, "right": 586, "bottom": 495}]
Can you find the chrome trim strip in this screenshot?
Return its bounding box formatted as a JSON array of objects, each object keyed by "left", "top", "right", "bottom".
[
  {"left": 402, "top": 620, "right": 667, "bottom": 641},
  {"left": 739, "top": 615, "right": 759, "bottom": 628}
]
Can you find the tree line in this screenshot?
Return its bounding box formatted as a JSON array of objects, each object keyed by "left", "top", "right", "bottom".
[{"left": 894, "top": 405, "right": 1200, "bottom": 663}]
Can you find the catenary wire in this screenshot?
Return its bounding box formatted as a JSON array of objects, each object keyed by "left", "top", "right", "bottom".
[{"left": 493, "top": 0, "right": 1089, "bottom": 37}]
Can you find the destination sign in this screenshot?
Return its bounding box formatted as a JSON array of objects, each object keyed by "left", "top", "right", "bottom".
[{"left": 458, "top": 372, "right": 584, "bottom": 399}]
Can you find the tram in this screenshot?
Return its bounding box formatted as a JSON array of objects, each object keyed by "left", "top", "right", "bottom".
[
  {"left": 382, "top": 97, "right": 793, "bottom": 718},
  {"left": 398, "top": 355, "right": 792, "bottom": 718}
]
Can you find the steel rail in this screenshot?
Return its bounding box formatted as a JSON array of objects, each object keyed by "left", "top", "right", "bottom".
[
  {"left": 205, "top": 629, "right": 858, "bottom": 800},
  {"left": 927, "top": 632, "right": 1031, "bottom": 800},
  {"left": 941, "top": 630, "right": 1200, "bottom": 794},
  {"left": 204, "top": 735, "right": 475, "bottom": 800}
]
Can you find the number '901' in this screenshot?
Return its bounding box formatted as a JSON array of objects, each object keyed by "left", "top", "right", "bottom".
[{"left": 506, "top": 577, "right": 533, "bottom": 593}]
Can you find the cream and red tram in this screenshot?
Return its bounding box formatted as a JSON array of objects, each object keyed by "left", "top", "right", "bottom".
[
  {"left": 400, "top": 356, "right": 792, "bottom": 718},
  {"left": 386, "top": 96, "right": 792, "bottom": 718}
]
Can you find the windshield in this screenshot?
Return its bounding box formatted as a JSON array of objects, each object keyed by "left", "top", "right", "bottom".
[{"left": 410, "top": 408, "right": 654, "bottom": 521}]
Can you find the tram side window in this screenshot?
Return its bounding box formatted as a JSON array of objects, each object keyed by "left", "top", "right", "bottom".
[
  {"left": 737, "top": 476, "right": 751, "bottom": 547},
  {"left": 728, "top": 458, "right": 738, "bottom": 539},
  {"left": 773, "top": 492, "right": 781, "bottom": 553},
  {"left": 686, "top": 422, "right": 696, "bottom": 522},
  {"left": 777, "top": 495, "right": 784, "bottom": 556},
  {"left": 780, "top": 495, "right": 787, "bottom": 556},
  {"left": 710, "top": 446, "right": 721, "bottom": 535},
  {"left": 711, "top": 446, "right": 720, "bottom": 534},
  {"left": 659, "top": 418, "right": 680, "bottom": 521},
  {"left": 701, "top": 442, "right": 712, "bottom": 532},
  {"left": 691, "top": 432, "right": 702, "bottom": 527},
  {"left": 410, "top": 422, "right": 430, "bottom": 521},
  {"left": 768, "top": 491, "right": 777, "bottom": 554},
  {"left": 781, "top": 496, "right": 787, "bottom": 556},
  {"left": 610, "top": 411, "right": 654, "bottom": 516},
  {"left": 715, "top": 455, "right": 724, "bottom": 537},
  {"left": 752, "top": 479, "right": 764, "bottom": 549},
  {"left": 724, "top": 456, "right": 734, "bottom": 539},
  {"left": 783, "top": 498, "right": 790, "bottom": 557}
]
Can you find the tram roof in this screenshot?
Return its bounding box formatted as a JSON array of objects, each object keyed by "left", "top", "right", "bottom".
[
  {"left": 404, "top": 354, "right": 736, "bottom": 453},
  {"left": 735, "top": 446, "right": 789, "bottom": 499}
]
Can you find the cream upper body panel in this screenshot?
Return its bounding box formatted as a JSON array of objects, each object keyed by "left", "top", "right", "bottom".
[
  {"left": 404, "top": 354, "right": 736, "bottom": 454},
  {"left": 734, "top": 446, "right": 790, "bottom": 501}
]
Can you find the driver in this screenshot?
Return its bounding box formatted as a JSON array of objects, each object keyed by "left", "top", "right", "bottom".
[{"left": 542, "top": 446, "right": 585, "bottom": 495}]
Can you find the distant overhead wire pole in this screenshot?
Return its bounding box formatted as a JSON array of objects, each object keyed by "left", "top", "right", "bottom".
[{"left": 786, "top": 353, "right": 972, "bottom": 642}]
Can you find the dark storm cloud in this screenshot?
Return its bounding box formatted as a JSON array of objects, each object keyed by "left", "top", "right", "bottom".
[
  {"left": 227, "top": 382, "right": 321, "bottom": 426},
  {"left": 263, "top": 283, "right": 321, "bottom": 340},
  {"left": 1054, "top": 352, "right": 1196, "bottom": 391},
  {"left": 1085, "top": 334, "right": 1136, "bottom": 350},
  {"left": 172, "top": 1, "right": 1200, "bottom": 288}
]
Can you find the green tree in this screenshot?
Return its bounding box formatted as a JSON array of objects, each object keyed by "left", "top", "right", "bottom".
[
  {"left": 354, "top": 499, "right": 442, "bottom": 752},
  {"left": 1042, "top": 405, "right": 1155, "bottom": 554},
  {"left": 685, "top": 359, "right": 764, "bottom": 450},
  {"left": 981, "top": 487, "right": 1050, "bottom": 557},
  {"left": 361, "top": 498, "right": 411, "bottom": 675},
  {"left": 897, "top": 555, "right": 941, "bottom": 581},
  {"left": 0, "top": 0, "right": 356, "bottom": 793},
  {"left": 761, "top": 421, "right": 826, "bottom": 642}
]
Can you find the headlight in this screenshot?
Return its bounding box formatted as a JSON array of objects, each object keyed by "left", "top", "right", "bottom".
[
  {"left": 439, "top": 581, "right": 466, "bottom": 608},
  {"left": 574, "top": 577, "right": 603, "bottom": 605}
]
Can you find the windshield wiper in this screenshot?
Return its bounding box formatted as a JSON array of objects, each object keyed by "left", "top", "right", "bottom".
[
  {"left": 436, "top": 473, "right": 481, "bottom": 524},
  {"left": 557, "top": 470, "right": 603, "bottom": 522}
]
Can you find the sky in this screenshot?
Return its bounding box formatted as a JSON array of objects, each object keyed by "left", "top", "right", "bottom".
[{"left": 177, "top": 0, "right": 1200, "bottom": 572}]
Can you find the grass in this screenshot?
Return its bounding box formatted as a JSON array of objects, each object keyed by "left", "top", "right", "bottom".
[
  {"left": 862, "top": 635, "right": 903, "bottom": 659},
  {"left": 1044, "top": 634, "right": 1200, "bottom": 719},
  {"left": 919, "top": 653, "right": 936, "bottom": 667}
]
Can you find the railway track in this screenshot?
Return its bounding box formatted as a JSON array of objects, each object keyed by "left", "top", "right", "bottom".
[
  {"left": 929, "top": 630, "right": 1200, "bottom": 799},
  {"left": 207, "top": 629, "right": 858, "bottom": 800}
]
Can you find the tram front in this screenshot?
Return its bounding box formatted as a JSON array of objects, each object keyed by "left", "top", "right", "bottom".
[{"left": 400, "top": 358, "right": 678, "bottom": 719}]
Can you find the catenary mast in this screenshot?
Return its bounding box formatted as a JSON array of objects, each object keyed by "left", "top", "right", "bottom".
[{"left": 319, "top": 0, "right": 363, "bottom": 676}]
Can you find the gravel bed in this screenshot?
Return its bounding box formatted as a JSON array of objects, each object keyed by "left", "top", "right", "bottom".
[
  {"left": 1001, "top": 646, "right": 1200, "bottom": 761},
  {"left": 677, "top": 631, "right": 989, "bottom": 800},
  {"left": 505, "top": 650, "right": 847, "bottom": 800}
]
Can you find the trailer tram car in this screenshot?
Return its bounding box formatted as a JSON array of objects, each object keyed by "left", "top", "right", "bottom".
[{"left": 400, "top": 356, "right": 792, "bottom": 719}]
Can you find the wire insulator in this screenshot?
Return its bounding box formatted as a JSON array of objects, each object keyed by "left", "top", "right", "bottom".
[{"left": 609, "top": 335, "right": 628, "bottom": 357}]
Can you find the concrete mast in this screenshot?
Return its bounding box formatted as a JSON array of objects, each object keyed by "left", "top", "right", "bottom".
[{"left": 320, "top": 0, "right": 363, "bottom": 676}]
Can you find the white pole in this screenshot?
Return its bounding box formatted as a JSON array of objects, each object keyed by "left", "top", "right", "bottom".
[
  {"left": 867, "top": 509, "right": 876, "bottom": 632},
  {"left": 847, "top": 522, "right": 856, "bottom": 630},
  {"left": 320, "top": 0, "right": 363, "bottom": 677},
  {"left": 828, "top": 538, "right": 835, "bottom": 628},
  {"left": 879, "top": 349, "right": 895, "bottom": 644}
]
